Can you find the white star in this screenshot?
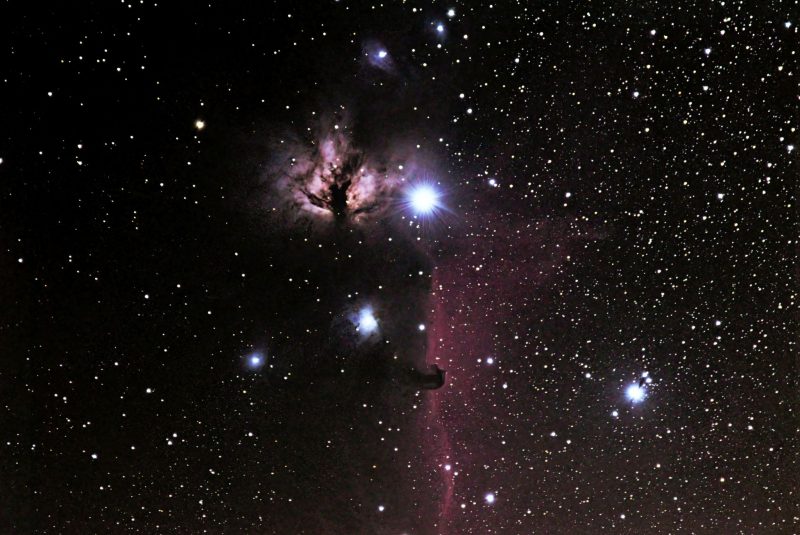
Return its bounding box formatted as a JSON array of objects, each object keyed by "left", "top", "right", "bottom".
[
  {"left": 247, "top": 352, "right": 265, "bottom": 369},
  {"left": 408, "top": 185, "right": 440, "bottom": 215},
  {"left": 626, "top": 383, "right": 646, "bottom": 402},
  {"left": 357, "top": 307, "right": 378, "bottom": 334}
]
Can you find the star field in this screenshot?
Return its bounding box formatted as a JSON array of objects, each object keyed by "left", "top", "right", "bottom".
[{"left": 1, "top": 1, "right": 796, "bottom": 534}]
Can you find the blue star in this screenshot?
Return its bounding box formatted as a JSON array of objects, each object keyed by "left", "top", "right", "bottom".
[
  {"left": 626, "top": 383, "right": 646, "bottom": 402},
  {"left": 356, "top": 307, "right": 378, "bottom": 335},
  {"left": 247, "top": 353, "right": 265, "bottom": 370},
  {"left": 407, "top": 184, "right": 441, "bottom": 216}
]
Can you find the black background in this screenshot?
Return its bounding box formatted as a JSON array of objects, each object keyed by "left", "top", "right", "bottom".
[{"left": 1, "top": 1, "right": 796, "bottom": 533}]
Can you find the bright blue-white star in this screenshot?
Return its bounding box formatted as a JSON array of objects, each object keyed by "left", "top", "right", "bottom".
[
  {"left": 356, "top": 306, "right": 379, "bottom": 335},
  {"left": 407, "top": 184, "right": 440, "bottom": 216},
  {"left": 247, "top": 353, "right": 265, "bottom": 369},
  {"left": 363, "top": 41, "right": 395, "bottom": 73},
  {"left": 485, "top": 492, "right": 496, "bottom": 504},
  {"left": 626, "top": 383, "right": 646, "bottom": 402}
]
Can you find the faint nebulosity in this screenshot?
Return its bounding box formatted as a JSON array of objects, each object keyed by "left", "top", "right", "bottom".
[{"left": 1, "top": 2, "right": 796, "bottom": 534}]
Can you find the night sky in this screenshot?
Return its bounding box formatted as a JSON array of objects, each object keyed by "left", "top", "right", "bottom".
[{"left": 2, "top": 1, "right": 798, "bottom": 533}]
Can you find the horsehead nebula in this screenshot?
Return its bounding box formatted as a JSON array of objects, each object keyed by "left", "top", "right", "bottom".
[{"left": 13, "top": 5, "right": 790, "bottom": 535}]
